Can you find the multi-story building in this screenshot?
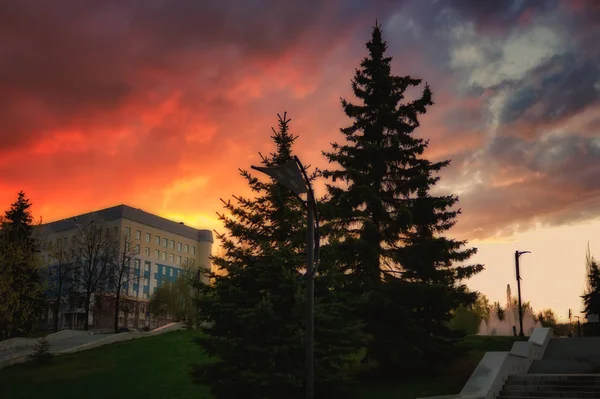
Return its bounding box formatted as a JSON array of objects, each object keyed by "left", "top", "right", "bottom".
[{"left": 37, "top": 204, "right": 213, "bottom": 331}]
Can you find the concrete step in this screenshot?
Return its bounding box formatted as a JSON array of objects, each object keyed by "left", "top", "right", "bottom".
[
  {"left": 500, "top": 390, "right": 600, "bottom": 398},
  {"left": 504, "top": 384, "right": 600, "bottom": 391},
  {"left": 499, "top": 397, "right": 599, "bottom": 399},
  {"left": 499, "top": 375, "right": 600, "bottom": 399},
  {"left": 544, "top": 338, "right": 600, "bottom": 360},
  {"left": 510, "top": 374, "right": 600, "bottom": 383},
  {"left": 529, "top": 360, "right": 600, "bottom": 374}
]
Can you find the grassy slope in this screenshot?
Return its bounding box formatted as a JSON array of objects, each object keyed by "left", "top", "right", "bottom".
[
  {"left": 1, "top": 332, "right": 523, "bottom": 399},
  {"left": 2, "top": 330, "right": 215, "bottom": 399}
]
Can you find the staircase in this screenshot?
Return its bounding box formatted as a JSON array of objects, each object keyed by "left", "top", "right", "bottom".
[
  {"left": 499, "top": 374, "right": 600, "bottom": 398},
  {"left": 529, "top": 338, "right": 600, "bottom": 374},
  {"left": 498, "top": 338, "right": 600, "bottom": 398}
]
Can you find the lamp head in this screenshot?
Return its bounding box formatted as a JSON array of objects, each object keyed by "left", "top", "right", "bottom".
[{"left": 251, "top": 160, "right": 308, "bottom": 196}]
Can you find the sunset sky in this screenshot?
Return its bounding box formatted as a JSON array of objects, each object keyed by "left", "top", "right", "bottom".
[{"left": 1, "top": 0, "right": 600, "bottom": 322}]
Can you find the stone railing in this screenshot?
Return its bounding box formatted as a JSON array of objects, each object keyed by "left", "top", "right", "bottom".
[{"left": 417, "top": 327, "right": 553, "bottom": 399}]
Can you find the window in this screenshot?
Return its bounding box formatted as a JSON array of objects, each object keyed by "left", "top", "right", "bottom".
[
  {"left": 155, "top": 250, "right": 160, "bottom": 259},
  {"left": 177, "top": 242, "right": 182, "bottom": 251},
  {"left": 162, "top": 238, "right": 168, "bottom": 248},
  {"left": 141, "top": 304, "right": 146, "bottom": 313},
  {"left": 184, "top": 244, "right": 189, "bottom": 253},
  {"left": 162, "top": 251, "right": 167, "bottom": 261},
  {"left": 135, "top": 244, "right": 140, "bottom": 254},
  {"left": 191, "top": 259, "right": 195, "bottom": 267},
  {"left": 135, "top": 230, "right": 141, "bottom": 240},
  {"left": 144, "top": 247, "right": 150, "bottom": 257},
  {"left": 125, "top": 242, "right": 130, "bottom": 252},
  {"left": 184, "top": 257, "right": 188, "bottom": 266},
  {"left": 135, "top": 259, "right": 141, "bottom": 269},
  {"left": 125, "top": 227, "right": 131, "bottom": 237},
  {"left": 191, "top": 246, "right": 196, "bottom": 255},
  {"left": 176, "top": 256, "right": 181, "bottom": 265},
  {"left": 114, "top": 226, "right": 119, "bottom": 235},
  {"left": 168, "top": 254, "right": 174, "bottom": 263},
  {"left": 145, "top": 261, "right": 151, "bottom": 272},
  {"left": 145, "top": 233, "right": 151, "bottom": 243},
  {"left": 155, "top": 235, "right": 160, "bottom": 245},
  {"left": 169, "top": 240, "right": 175, "bottom": 249}
]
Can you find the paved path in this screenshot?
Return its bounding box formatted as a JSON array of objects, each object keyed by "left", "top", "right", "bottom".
[
  {"left": 48, "top": 334, "right": 115, "bottom": 353},
  {"left": 0, "top": 333, "right": 115, "bottom": 365},
  {"left": 0, "top": 323, "right": 183, "bottom": 370}
]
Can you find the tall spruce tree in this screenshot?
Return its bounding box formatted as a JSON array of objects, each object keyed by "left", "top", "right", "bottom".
[
  {"left": 194, "top": 113, "right": 362, "bottom": 399},
  {"left": 0, "top": 192, "right": 44, "bottom": 338},
  {"left": 321, "top": 22, "right": 482, "bottom": 376}
]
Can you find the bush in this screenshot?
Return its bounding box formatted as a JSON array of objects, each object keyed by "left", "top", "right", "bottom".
[{"left": 29, "top": 337, "right": 53, "bottom": 363}]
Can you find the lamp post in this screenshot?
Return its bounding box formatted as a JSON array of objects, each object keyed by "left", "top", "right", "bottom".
[
  {"left": 574, "top": 316, "right": 582, "bottom": 337},
  {"left": 251, "top": 156, "right": 319, "bottom": 399},
  {"left": 515, "top": 250, "right": 531, "bottom": 337}
]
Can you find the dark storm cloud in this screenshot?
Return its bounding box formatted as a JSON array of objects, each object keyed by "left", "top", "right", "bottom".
[
  {"left": 442, "top": 0, "right": 559, "bottom": 29},
  {"left": 0, "top": 0, "right": 384, "bottom": 151},
  {"left": 499, "top": 55, "right": 600, "bottom": 126}
]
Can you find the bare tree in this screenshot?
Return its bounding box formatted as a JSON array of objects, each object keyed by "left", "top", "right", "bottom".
[
  {"left": 45, "top": 238, "right": 74, "bottom": 332},
  {"left": 106, "top": 233, "right": 141, "bottom": 333},
  {"left": 72, "top": 220, "right": 113, "bottom": 330}
]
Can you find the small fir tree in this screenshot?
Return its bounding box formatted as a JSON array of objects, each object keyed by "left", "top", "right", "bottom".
[
  {"left": 0, "top": 192, "right": 44, "bottom": 339},
  {"left": 193, "top": 113, "right": 362, "bottom": 399}
]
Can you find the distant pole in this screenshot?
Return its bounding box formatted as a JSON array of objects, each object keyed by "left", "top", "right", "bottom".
[
  {"left": 574, "top": 316, "right": 581, "bottom": 337},
  {"left": 515, "top": 250, "right": 531, "bottom": 337}
]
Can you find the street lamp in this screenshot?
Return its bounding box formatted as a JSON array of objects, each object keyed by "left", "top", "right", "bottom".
[
  {"left": 515, "top": 250, "right": 531, "bottom": 337},
  {"left": 251, "top": 156, "right": 319, "bottom": 399}
]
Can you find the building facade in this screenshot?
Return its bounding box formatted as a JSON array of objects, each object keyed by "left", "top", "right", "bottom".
[{"left": 38, "top": 204, "right": 213, "bottom": 331}]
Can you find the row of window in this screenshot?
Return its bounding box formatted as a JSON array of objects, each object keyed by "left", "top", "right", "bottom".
[
  {"left": 131, "top": 245, "right": 194, "bottom": 266},
  {"left": 124, "top": 227, "right": 196, "bottom": 255}
]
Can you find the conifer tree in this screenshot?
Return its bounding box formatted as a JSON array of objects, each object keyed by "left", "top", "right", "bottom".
[
  {"left": 194, "top": 113, "right": 362, "bottom": 398},
  {"left": 0, "top": 192, "right": 44, "bottom": 338},
  {"left": 321, "top": 22, "right": 482, "bottom": 375},
  {"left": 582, "top": 245, "right": 600, "bottom": 316}
]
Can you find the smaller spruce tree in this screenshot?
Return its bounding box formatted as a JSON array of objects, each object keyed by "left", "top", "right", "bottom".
[{"left": 193, "top": 113, "right": 362, "bottom": 399}]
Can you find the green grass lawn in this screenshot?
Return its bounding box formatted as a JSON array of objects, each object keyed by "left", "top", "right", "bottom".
[
  {"left": 0, "top": 331, "right": 523, "bottom": 399},
  {"left": 2, "top": 330, "right": 215, "bottom": 399}
]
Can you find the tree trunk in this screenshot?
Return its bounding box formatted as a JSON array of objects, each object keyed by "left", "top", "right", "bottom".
[
  {"left": 114, "top": 290, "right": 121, "bottom": 333},
  {"left": 84, "top": 291, "right": 91, "bottom": 330},
  {"left": 53, "top": 297, "right": 60, "bottom": 332},
  {"left": 53, "top": 280, "right": 62, "bottom": 332}
]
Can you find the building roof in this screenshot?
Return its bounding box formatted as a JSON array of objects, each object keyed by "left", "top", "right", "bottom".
[{"left": 40, "top": 204, "right": 213, "bottom": 243}]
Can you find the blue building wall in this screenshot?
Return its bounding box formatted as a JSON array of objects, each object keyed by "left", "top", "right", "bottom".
[{"left": 46, "top": 261, "right": 185, "bottom": 299}]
